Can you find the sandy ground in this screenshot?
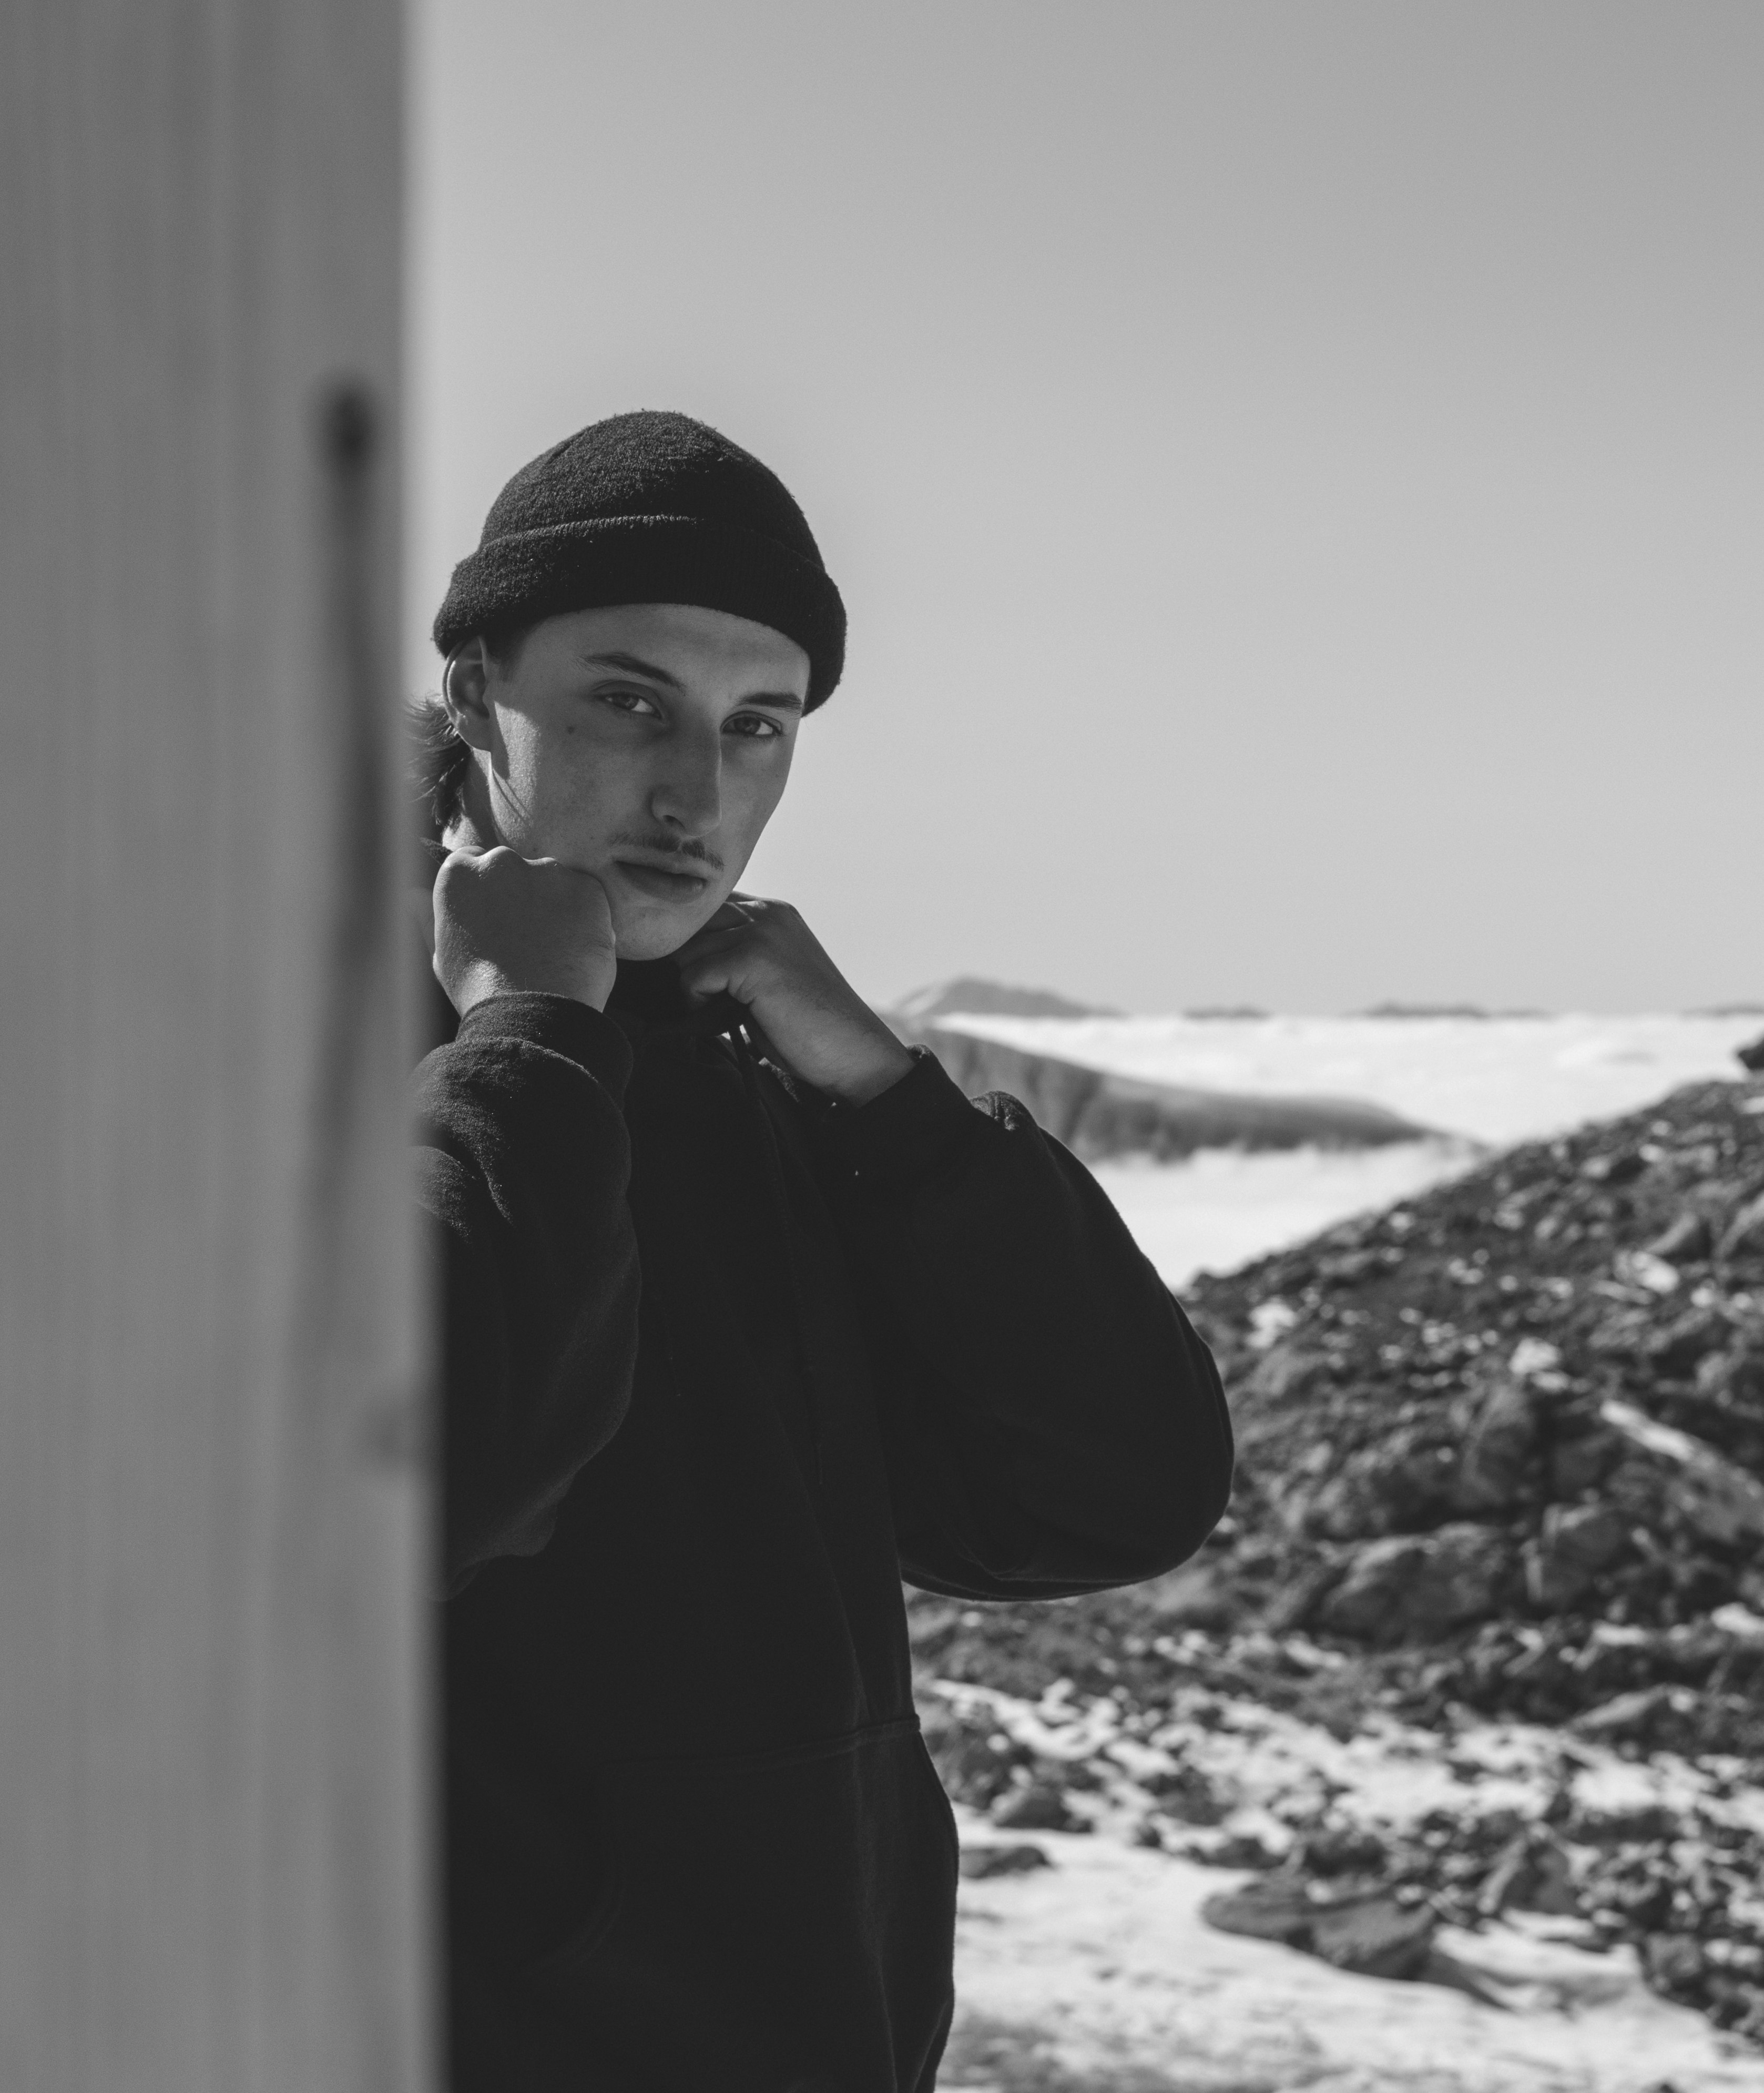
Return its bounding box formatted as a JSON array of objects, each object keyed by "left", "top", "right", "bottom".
[{"left": 945, "top": 1821, "right": 1764, "bottom": 2093}]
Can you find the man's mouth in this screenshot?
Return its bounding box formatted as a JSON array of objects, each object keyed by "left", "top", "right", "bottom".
[{"left": 610, "top": 856, "right": 713, "bottom": 903}]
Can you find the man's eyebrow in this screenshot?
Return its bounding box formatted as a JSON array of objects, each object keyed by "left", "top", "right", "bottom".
[
  {"left": 579, "top": 651, "right": 804, "bottom": 711},
  {"left": 580, "top": 650, "right": 685, "bottom": 690}
]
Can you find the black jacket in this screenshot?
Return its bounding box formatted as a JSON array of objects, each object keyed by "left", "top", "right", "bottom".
[{"left": 415, "top": 960, "right": 1232, "bottom": 2092}]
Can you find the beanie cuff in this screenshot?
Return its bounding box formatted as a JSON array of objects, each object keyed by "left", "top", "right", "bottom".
[{"left": 431, "top": 513, "right": 846, "bottom": 709}]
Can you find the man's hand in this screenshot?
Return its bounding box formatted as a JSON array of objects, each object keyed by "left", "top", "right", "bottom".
[
  {"left": 432, "top": 848, "right": 618, "bottom": 1017},
  {"left": 673, "top": 896, "right": 914, "bottom": 1105}
]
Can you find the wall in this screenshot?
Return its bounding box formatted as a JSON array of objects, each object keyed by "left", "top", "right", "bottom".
[{"left": 0, "top": 4, "right": 430, "bottom": 2087}]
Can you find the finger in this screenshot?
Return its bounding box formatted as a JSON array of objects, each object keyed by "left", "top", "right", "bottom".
[{"left": 672, "top": 921, "right": 755, "bottom": 970}]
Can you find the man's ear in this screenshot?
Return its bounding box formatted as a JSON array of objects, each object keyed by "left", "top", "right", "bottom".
[{"left": 441, "top": 639, "right": 497, "bottom": 751}]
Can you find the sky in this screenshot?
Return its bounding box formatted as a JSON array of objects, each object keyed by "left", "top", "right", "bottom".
[{"left": 409, "top": 1, "right": 1762, "bottom": 1015}]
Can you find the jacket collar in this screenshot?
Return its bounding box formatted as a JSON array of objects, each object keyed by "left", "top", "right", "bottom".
[{"left": 607, "top": 958, "right": 748, "bottom": 1049}]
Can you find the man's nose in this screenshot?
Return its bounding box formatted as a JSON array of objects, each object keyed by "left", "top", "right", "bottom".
[{"left": 648, "top": 724, "right": 722, "bottom": 839}]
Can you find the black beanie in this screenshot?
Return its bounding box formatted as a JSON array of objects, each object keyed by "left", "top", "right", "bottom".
[{"left": 432, "top": 411, "right": 846, "bottom": 709}]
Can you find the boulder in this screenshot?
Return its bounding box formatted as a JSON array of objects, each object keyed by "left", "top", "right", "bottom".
[
  {"left": 1300, "top": 1388, "right": 1542, "bottom": 1542},
  {"left": 1202, "top": 1876, "right": 1436, "bottom": 1980},
  {"left": 1542, "top": 1499, "right": 1632, "bottom": 1569},
  {"left": 1201, "top": 1875, "right": 1311, "bottom": 1948},
  {"left": 1737, "top": 1033, "right": 1764, "bottom": 1075},
  {"left": 1309, "top": 1893, "right": 1436, "bottom": 1980},
  {"left": 1243, "top": 1344, "right": 1333, "bottom": 1408},
  {"left": 1525, "top": 1500, "right": 1631, "bottom": 1610},
  {"left": 1317, "top": 1525, "right": 1512, "bottom": 1644},
  {"left": 1601, "top": 1399, "right": 1764, "bottom": 1548},
  {"left": 1549, "top": 1424, "right": 1624, "bottom": 1499},
  {"left": 1457, "top": 1378, "right": 1542, "bottom": 1508},
  {"left": 991, "top": 1780, "right": 1087, "bottom": 1833},
  {"left": 959, "top": 1842, "right": 1052, "bottom": 1879},
  {"left": 1523, "top": 1537, "right": 1593, "bottom": 1613}
]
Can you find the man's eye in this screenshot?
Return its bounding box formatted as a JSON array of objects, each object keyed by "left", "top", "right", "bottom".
[
  {"left": 725, "top": 714, "right": 783, "bottom": 739},
  {"left": 597, "top": 687, "right": 661, "bottom": 716}
]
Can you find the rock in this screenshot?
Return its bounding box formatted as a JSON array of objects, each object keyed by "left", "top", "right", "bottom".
[
  {"left": 1698, "top": 1338, "right": 1764, "bottom": 1409},
  {"left": 1202, "top": 1876, "right": 1436, "bottom": 1980},
  {"left": 1574, "top": 1683, "right": 1694, "bottom": 1746},
  {"left": 1180, "top": 1828, "right": 1284, "bottom": 1869},
  {"left": 1583, "top": 1149, "right": 1648, "bottom": 1186},
  {"left": 922, "top": 1709, "right": 1032, "bottom": 1810},
  {"left": 1302, "top": 1433, "right": 1447, "bottom": 1538},
  {"left": 1543, "top": 1500, "right": 1631, "bottom": 1570},
  {"left": 1297, "top": 1393, "right": 1543, "bottom": 1540},
  {"left": 1457, "top": 1378, "right": 1542, "bottom": 1508},
  {"left": 1589, "top": 1306, "right": 1653, "bottom": 1358},
  {"left": 1523, "top": 1537, "right": 1593, "bottom": 1613},
  {"left": 1737, "top": 1033, "right": 1764, "bottom": 1074},
  {"left": 1549, "top": 1425, "right": 1623, "bottom": 1498},
  {"left": 1525, "top": 1501, "right": 1632, "bottom": 1610},
  {"left": 1141, "top": 1559, "right": 1239, "bottom": 1631},
  {"left": 1643, "top": 1307, "right": 1730, "bottom": 1377},
  {"left": 1617, "top": 1248, "right": 1683, "bottom": 1296},
  {"left": 959, "top": 1842, "right": 1052, "bottom": 1879},
  {"left": 1296, "top": 1824, "right": 1389, "bottom": 1878},
  {"left": 991, "top": 1780, "right": 1087, "bottom": 1833},
  {"left": 1309, "top": 1892, "right": 1436, "bottom": 1980},
  {"left": 1720, "top": 1191, "right": 1764, "bottom": 1262},
  {"left": 1317, "top": 1525, "right": 1511, "bottom": 1644},
  {"left": 1646, "top": 1211, "right": 1714, "bottom": 1264},
  {"left": 1243, "top": 1344, "right": 1332, "bottom": 1407},
  {"left": 1140, "top": 1763, "right": 1228, "bottom": 1826},
  {"left": 1644, "top": 1933, "right": 1708, "bottom": 1995},
  {"left": 1201, "top": 1875, "right": 1311, "bottom": 1947},
  {"left": 1711, "top": 1601, "right": 1764, "bottom": 1643},
  {"left": 1600, "top": 1399, "right": 1764, "bottom": 1548},
  {"left": 1568, "top": 1794, "right": 1679, "bottom": 1845},
  {"left": 1317, "top": 1247, "right": 1396, "bottom": 1287},
  {"left": 1480, "top": 1833, "right": 1579, "bottom": 1917}
]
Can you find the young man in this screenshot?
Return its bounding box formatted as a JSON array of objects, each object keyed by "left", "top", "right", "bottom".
[{"left": 413, "top": 410, "right": 1232, "bottom": 2092}]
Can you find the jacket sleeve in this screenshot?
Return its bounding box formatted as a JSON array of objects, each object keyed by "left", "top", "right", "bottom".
[
  {"left": 807, "top": 1049, "right": 1233, "bottom": 1600},
  {"left": 413, "top": 993, "right": 640, "bottom": 1596}
]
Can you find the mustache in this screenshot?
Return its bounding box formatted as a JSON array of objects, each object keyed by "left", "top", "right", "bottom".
[{"left": 609, "top": 831, "right": 725, "bottom": 871}]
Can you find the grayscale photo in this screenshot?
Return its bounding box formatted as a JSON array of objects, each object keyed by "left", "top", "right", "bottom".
[{"left": 4, "top": 5, "right": 1761, "bottom": 2092}]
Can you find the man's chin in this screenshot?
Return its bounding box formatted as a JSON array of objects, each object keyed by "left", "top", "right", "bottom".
[{"left": 609, "top": 901, "right": 719, "bottom": 965}]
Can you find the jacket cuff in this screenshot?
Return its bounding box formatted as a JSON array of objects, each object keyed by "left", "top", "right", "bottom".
[
  {"left": 811, "top": 1046, "right": 980, "bottom": 1191},
  {"left": 454, "top": 993, "right": 634, "bottom": 1101}
]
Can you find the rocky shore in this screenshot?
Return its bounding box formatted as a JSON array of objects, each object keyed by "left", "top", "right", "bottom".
[{"left": 914, "top": 1067, "right": 1764, "bottom": 2055}]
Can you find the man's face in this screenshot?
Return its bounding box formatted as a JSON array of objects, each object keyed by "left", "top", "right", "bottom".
[{"left": 444, "top": 602, "right": 809, "bottom": 960}]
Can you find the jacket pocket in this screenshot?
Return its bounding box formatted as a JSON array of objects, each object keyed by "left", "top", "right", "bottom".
[{"left": 522, "top": 1716, "right": 956, "bottom": 2093}]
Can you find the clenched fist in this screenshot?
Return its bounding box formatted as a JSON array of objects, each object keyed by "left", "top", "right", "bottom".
[
  {"left": 432, "top": 848, "right": 618, "bottom": 1017},
  {"left": 673, "top": 895, "right": 914, "bottom": 1104}
]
